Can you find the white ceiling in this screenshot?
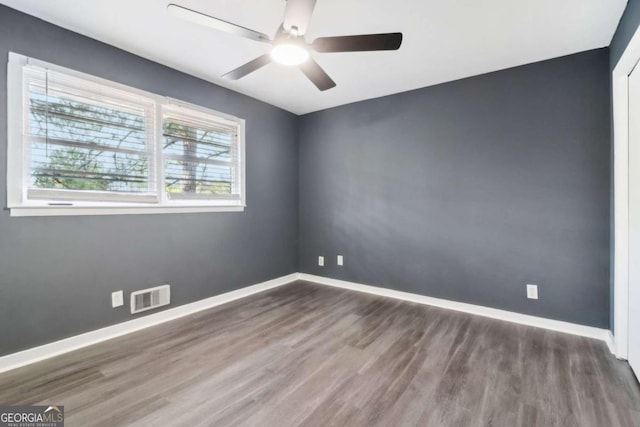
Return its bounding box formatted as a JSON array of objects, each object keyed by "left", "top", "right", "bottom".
[{"left": 2, "top": 0, "right": 627, "bottom": 115}]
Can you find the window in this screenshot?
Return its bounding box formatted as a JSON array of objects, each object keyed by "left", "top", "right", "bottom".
[
  {"left": 7, "top": 53, "right": 245, "bottom": 216},
  {"left": 22, "top": 64, "right": 157, "bottom": 203},
  {"left": 162, "top": 104, "right": 242, "bottom": 202}
]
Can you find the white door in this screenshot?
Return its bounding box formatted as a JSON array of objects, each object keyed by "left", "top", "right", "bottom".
[{"left": 628, "top": 64, "right": 640, "bottom": 378}]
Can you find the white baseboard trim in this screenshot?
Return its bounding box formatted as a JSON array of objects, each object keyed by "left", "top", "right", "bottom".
[
  {"left": 299, "top": 274, "right": 613, "bottom": 349},
  {"left": 606, "top": 331, "right": 619, "bottom": 358},
  {"left": 0, "top": 272, "right": 616, "bottom": 374},
  {"left": 0, "top": 273, "right": 299, "bottom": 375}
]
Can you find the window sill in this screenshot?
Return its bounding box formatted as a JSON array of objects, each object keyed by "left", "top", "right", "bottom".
[{"left": 8, "top": 204, "right": 245, "bottom": 217}]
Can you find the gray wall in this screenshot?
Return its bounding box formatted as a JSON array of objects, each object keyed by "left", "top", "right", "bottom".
[
  {"left": 0, "top": 4, "right": 616, "bottom": 356},
  {"left": 298, "top": 49, "right": 611, "bottom": 328},
  {"left": 0, "top": 5, "right": 298, "bottom": 356},
  {"left": 608, "top": 0, "right": 640, "bottom": 332}
]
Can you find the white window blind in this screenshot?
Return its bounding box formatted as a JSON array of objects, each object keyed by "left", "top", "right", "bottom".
[
  {"left": 162, "top": 104, "right": 242, "bottom": 202},
  {"left": 7, "top": 52, "right": 246, "bottom": 216},
  {"left": 23, "top": 65, "right": 157, "bottom": 203}
]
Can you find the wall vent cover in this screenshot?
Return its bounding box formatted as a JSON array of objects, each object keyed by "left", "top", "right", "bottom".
[{"left": 130, "top": 285, "right": 170, "bottom": 314}]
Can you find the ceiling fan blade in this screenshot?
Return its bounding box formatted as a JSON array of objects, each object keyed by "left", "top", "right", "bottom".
[
  {"left": 222, "top": 54, "right": 272, "bottom": 80},
  {"left": 299, "top": 58, "right": 336, "bottom": 91},
  {"left": 312, "top": 33, "right": 403, "bottom": 52},
  {"left": 168, "top": 4, "right": 271, "bottom": 43},
  {"left": 283, "top": 0, "right": 317, "bottom": 36}
]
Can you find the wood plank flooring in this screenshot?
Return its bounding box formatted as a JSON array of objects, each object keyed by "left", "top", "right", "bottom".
[{"left": 1, "top": 281, "right": 639, "bottom": 426}]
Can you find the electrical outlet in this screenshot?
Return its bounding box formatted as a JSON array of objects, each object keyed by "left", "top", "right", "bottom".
[
  {"left": 526, "top": 284, "right": 538, "bottom": 300},
  {"left": 318, "top": 256, "right": 325, "bottom": 266},
  {"left": 337, "top": 255, "right": 344, "bottom": 266},
  {"left": 112, "top": 290, "right": 124, "bottom": 308}
]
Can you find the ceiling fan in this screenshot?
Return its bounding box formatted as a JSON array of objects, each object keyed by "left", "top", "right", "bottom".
[{"left": 167, "top": 0, "right": 403, "bottom": 91}]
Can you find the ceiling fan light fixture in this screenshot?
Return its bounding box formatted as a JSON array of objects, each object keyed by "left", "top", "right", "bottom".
[
  {"left": 169, "top": 1, "right": 403, "bottom": 90},
  {"left": 271, "top": 43, "right": 309, "bottom": 66}
]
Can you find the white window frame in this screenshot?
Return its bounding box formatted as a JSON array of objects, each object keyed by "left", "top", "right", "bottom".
[{"left": 6, "top": 52, "right": 246, "bottom": 217}]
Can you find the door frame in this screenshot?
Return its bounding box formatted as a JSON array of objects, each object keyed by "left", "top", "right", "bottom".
[{"left": 613, "top": 26, "right": 640, "bottom": 360}]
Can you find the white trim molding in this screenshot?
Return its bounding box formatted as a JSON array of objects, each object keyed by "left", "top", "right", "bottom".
[
  {"left": 0, "top": 273, "right": 299, "bottom": 374},
  {"left": 299, "top": 274, "right": 612, "bottom": 345},
  {"left": 612, "top": 24, "right": 640, "bottom": 360},
  {"left": 0, "top": 272, "right": 616, "bottom": 375},
  {"left": 606, "top": 331, "right": 617, "bottom": 356}
]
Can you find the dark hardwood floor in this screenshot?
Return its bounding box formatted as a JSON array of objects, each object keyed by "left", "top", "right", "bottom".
[{"left": 1, "top": 281, "right": 639, "bottom": 426}]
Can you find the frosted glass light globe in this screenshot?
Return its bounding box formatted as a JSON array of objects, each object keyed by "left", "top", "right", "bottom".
[{"left": 271, "top": 44, "right": 309, "bottom": 66}]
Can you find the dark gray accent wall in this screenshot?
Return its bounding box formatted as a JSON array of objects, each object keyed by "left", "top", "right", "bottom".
[
  {"left": 0, "top": 4, "right": 616, "bottom": 357},
  {"left": 298, "top": 49, "right": 611, "bottom": 328},
  {"left": 0, "top": 5, "right": 298, "bottom": 356}
]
